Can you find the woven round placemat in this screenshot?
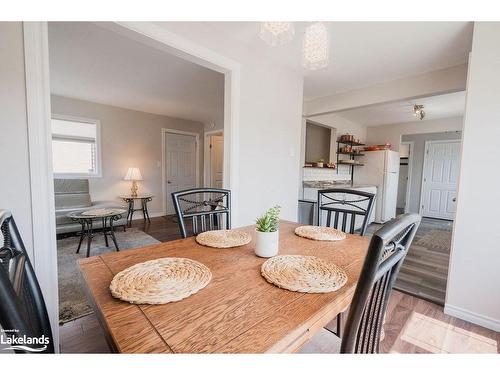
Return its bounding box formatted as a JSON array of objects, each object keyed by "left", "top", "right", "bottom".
[
  {"left": 196, "top": 230, "right": 252, "bottom": 248},
  {"left": 294, "top": 225, "right": 347, "bottom": 241},
  {"left": 109, "top": 257, "right": 211, "bottom": 304},
  {"left": 261, "top": 255, "right": 347, "bottom": 293}
]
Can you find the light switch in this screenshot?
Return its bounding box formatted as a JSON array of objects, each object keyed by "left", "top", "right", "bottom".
[
  {"left": 157, "top": 161, "right": 161, "bottom": 168},
  {"left": 289, "top": 148, "right": 296, "bottom": 157}
]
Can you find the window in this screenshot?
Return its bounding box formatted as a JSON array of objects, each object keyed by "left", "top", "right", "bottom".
[{"left": 51, "top": 115, "right": 101, "bottom": 178}]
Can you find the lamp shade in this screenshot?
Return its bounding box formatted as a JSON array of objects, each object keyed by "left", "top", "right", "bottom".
[{"left": 124, "top": 167, "right": 143, "bottom": 181}]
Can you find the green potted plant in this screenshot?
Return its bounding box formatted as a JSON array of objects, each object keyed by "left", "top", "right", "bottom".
[
  {"left": 317, "top": 159, "right": 325, "bottom": 168},
  {"left": 255, "top": 205, "right": 281, "bottom": 258}
]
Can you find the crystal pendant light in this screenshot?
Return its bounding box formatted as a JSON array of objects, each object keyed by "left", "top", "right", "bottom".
[
  {"left": 302, "top": 22, "right": 329, "bottom": 70},
  {"left": 260, "top": 22, "right": 295, "bottom": 46}
]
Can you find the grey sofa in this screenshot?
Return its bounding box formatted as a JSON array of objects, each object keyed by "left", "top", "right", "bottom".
[{"left": 54, "top": 179, "right": 127, "bottom": 235}]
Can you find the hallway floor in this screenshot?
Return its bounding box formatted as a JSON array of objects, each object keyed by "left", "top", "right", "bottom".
[{"left": 366, "top": 217, "right": 452, "bottom": 305}]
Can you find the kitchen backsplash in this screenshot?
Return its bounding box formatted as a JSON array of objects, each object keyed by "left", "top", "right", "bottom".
[{"left": 302, "top": 167, "right": 351, "bottom": 182}]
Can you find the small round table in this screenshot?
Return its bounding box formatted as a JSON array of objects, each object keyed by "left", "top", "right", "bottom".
[
  {"left": 120, "top": 195, "right": 153, "bottom": 227},
  {"left": 68, "top": 208, "right": 126, "bottom": 258}
]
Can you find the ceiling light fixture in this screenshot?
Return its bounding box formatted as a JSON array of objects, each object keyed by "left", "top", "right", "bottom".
[
  {"left": 260, "top": 22, "right": 295, "bottom": 46},
  {"left": 302, "top": 22, "right": 329, "bottom": 70},
  {"left": 413, "top": 104, "right": 425, "bottom": 120}
]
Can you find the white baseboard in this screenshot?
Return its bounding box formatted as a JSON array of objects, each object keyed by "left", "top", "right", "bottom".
[{"left": 444, "top": 304, "right": 500, "bottom": 332}]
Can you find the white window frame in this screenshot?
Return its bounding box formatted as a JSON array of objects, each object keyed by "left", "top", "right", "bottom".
[{"left": 51, "top": 114, "right": 102, "bottom": 178}]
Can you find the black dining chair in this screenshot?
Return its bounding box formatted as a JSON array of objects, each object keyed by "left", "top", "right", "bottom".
[
  {"left": 317, "top": 188, "right": 375, "bottom": 236},
  {"left": 340, "top": 213, "right": 421, "bottom": 353},
  {"left": 317, "top": 188, "right": 376, "bottom": 337},
  {"left": 172, "top": 188, "right": 231, "bottom": 238},
  {"left": 0, "top": 209, "right": 55, "bottom": 353}
]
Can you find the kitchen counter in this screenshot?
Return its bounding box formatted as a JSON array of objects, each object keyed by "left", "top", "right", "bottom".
[
  {"left": 302, "top": 180, "right": 377, "bottom": 189},
  {"left": 298, "top": 182, "right": 378, "bottom": 226}
]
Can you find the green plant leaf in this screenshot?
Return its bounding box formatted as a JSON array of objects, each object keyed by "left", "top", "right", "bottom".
[{"left": 255, "top": 205, "right": 281, "bottom": 232}]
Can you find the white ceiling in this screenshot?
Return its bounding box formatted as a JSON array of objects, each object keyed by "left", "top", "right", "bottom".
[
  {"left": 206, "top": 22, "right": 473, "bottom": 100},
  {"left": 48, "top": 22, "right": 224, "bottom": 124},
  {"left": 334, "top": 91, "right": 466, "bottom": 127},
  {"left": 48, "top": 22, "right": 473, "bottom": 124}
]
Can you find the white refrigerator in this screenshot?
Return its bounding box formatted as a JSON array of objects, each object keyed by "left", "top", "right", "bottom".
[{"left": 354, "top": 150, "right": 400, "bottom": 223}]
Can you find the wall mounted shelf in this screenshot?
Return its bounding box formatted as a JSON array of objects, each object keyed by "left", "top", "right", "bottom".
[{"left": 337, "top": 137, "right": 365, "bottom": 183}]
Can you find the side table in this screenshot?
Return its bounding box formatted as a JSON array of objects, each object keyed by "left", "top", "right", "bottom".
[
  {"left": 120, "top": 195, "right": 153, "bottom": 227},
  {"left": 68, "top": 208, "right": 126, "bottom": 257}
]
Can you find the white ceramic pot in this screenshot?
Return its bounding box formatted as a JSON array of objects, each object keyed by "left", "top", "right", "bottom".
[
  {"left": 316, "top": 162, "right": 324, "bottom": 168},
  {"left": 254, "top": 229, "right": 279, "bottom": 258}
]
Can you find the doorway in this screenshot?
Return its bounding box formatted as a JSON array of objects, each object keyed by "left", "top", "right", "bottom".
[
  {"left": 396, "top": 141, "right": 413, "bottom": 214},
  {"left": 204, "top": 130, "right": 224, "bottom": 189},
  {"left": 420, "top": 140, "right": 461, "bottom": 220},
  {"left": 22, "top": 22, "right": 239, "bottom": 349},
  {"left": 163, "top": 129, "right": 200, "bottom": 215},
  {"left": 392, "top": 133, "right": 462, "bottom": 305}
]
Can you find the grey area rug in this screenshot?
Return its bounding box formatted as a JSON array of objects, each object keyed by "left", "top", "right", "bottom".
[{"left": 57, "top": 228, "right": 160, "bottom": 324}]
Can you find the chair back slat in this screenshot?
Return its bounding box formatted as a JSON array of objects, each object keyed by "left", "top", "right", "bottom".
[
  {"left": 317, "top": 188, "right": 375, "bottom": 236},
  {"left": 172, "top": 188, "right": 231, "bottom": 238},
  {"left": 191, "top": 216, "right": 197, "bottom": 235},
  {"left": 334, "top": 211, "right": 340, "bottom": 228},
  {"left": 350, "top": 213, "right": 356, "bottom": 233},
  {"left": 200, "top": 215, "right": 207, "bottom": 233},
  {"left": 341, "top": 213, "right": 348, "bottom": 232},
  {"left": 341, "top": 213, "right": 421, "bottom": 354},
  {"left": 0, "top": 209, "right": 54, "bottom": 354},
  {"left": 208, "top": 214, "right": 214, "bottom": 231}
]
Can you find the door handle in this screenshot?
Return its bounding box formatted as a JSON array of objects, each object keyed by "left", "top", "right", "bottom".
[
  {"left": 167, "top": 180, "right": 172, "bottom": 184},
  {"left": 452, "top": 198, "right": 456, "bottom": 202}
]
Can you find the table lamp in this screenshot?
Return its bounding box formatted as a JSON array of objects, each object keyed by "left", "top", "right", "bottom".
[{"left": 124, "top": 167, "right": 143, "bottom": 198}]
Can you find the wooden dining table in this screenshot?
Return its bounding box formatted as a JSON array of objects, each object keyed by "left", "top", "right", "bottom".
[{"left": 78, "top": 220, "right": 370, "bottom": 353}]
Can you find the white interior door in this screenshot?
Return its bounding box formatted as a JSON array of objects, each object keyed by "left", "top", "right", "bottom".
[
  {"left": 210, "top": 135, "right": 224, "bottom": 188},
  {"left": 421, "top": 140, "right": 461, "bottom": 220},
  {"left": 165, "top": 132, "right": 197, "bottom": 215}
]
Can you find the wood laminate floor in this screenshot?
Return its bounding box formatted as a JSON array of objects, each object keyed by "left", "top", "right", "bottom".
[{"left": 129, "top": 214, "right": 185, "bottom": 242}]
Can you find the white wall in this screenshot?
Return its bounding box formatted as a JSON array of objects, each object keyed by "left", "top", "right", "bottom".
[
  {"left": 445, "top": 22, "right": 500, "bottom": 331},
  {"left": 366, "top": 116, "right": 463, "bottom": 152},
  {"left": 155, "top": 23, "right": 304, "bottom": 225},
  {"left": 0, "top": 22, "right": 34, "bottom": 258},
  {"left": 51, "top": 95, "right": 205, "bottom": 215}
]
